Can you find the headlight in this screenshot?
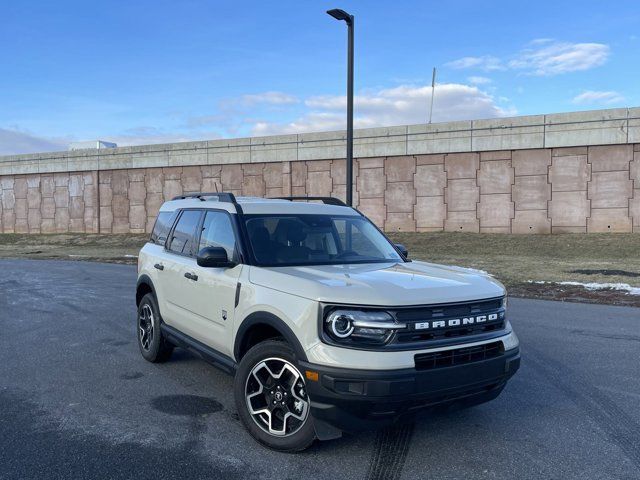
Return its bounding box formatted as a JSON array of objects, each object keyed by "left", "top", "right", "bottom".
[{"left": 324, "top": 309, "right": 406, "bottom": 346}]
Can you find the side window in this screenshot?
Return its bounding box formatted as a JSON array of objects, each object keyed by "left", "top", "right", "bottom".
[
  {"left": 198, "top": 211, "right": 237, "bottom": 259},
  {"left": 150, "top": 211, "right": 174, "bottom": 245},
  {"left": 167, "top": 210, "right": 202, "bottom": 256}
]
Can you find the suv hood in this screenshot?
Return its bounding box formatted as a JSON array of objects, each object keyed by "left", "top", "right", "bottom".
[{"left": 249, "top": 261, "right": 505, "bottom": 306}]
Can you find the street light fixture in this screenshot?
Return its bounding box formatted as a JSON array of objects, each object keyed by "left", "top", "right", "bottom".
[{"left": 327, "top": 8, "right": 354, "bottom": 206}]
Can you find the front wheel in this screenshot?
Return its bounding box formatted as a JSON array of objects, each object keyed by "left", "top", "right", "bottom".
[
  {"left": 137, "top": 293, "right": 174, "bottom": 363},
  {"left": 234, "top": 340, "right": 316, "bottom": 451}
]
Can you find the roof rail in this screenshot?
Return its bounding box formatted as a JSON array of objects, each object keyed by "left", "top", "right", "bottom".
[
  {"left": 171, "top": 192, "right": 238, "bottom": 203},
  {"left": 272, "top": 196, "right": 348, "bottom": 207}
]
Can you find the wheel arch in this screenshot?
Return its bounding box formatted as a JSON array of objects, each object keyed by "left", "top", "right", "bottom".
[
  {"left": 234, "top": 312, "right": 308, "bottom": 363},
  {"left": 136, "top": 275, "right": 157, "bottom": 307}
]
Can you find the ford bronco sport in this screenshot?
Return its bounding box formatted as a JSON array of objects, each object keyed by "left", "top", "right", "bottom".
[{"left": 136, "top": 193, "right": 520, "bottom": 451}]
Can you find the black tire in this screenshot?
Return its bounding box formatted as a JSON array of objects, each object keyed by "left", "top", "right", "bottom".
[
  {"left": 137, "top": 293, "right": 174, "bottom": 363},
  {"left": 234, "top": 340, "right": 316, "bottom": 452}
]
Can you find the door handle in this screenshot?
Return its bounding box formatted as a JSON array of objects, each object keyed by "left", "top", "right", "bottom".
[
  {"left": 154, "top": 263, "right": 164, "bottom": 271},
  {"left": 184, "top": 272, "right": 198, "bottom": 281}
]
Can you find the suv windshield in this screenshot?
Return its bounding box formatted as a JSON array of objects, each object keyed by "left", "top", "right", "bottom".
[{"left": 244, "top": 214, "right": 403, "bottom": 267}]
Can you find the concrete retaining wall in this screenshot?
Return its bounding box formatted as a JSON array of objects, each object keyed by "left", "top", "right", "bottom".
[{"left": 1, "top": 107, "right": 639, "bottom": 234}]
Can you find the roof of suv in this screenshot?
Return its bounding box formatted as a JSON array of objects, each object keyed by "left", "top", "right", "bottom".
[{"left": 159, "top": 195, "right": 360, "bottom": 216}]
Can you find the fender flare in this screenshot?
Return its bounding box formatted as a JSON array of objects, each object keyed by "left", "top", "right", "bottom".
[
  {"left": 234, "top": 311, "right": 308, "bottom": 363},
  {"left": 136, "top": 274, "right": 157, "bottom": 306}
]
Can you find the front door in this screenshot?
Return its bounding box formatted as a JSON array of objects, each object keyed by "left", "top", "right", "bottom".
[{"left": 186, "top": 210, "right": 242, "bottom": 357}]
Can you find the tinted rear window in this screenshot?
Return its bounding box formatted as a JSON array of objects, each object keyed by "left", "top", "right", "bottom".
[
  {"left": 167, "top": 210, "right": 202, "bottom": 256},
  {"left": 150, "top": 211, "right": 175, "bottom": 245}
]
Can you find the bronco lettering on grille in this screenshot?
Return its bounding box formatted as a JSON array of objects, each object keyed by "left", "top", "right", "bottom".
[{"left": 414, "top": 313, "right": 498, "bottom": 330}]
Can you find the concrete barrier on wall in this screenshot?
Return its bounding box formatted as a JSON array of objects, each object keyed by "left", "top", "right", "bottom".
[{"left": 0, "top": 107, "right": 639, "bottom": 234}]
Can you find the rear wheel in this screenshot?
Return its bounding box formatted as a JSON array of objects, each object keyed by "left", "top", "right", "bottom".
[
  {"left": 234, "top": 340, "right": 315, "bottom": 451},
  {"left": 137, "top": 293, "right": 173, "bottom": 363}
]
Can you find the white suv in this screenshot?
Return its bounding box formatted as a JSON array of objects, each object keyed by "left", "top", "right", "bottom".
[{"left": 136, "top": 193, "right": 520, "bottom": 451}]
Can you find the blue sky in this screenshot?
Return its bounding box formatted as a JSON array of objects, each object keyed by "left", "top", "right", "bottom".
[{"left": 1, "top": 0, "right": 638, "bottom": 154}]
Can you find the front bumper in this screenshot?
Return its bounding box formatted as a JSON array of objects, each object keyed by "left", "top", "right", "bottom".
[{"left": 300, "top": 347, "right": 520, "bottom": 434}]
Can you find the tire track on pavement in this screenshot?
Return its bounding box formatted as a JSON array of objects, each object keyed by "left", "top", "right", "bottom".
[
  {"left": 527, "top": 345, "right": 640, "bottom": 470},
  {"left": 365, "top": 423, "right": 414, "bottom": 480}
]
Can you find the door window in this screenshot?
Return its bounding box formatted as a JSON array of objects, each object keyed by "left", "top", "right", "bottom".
[
  {"left": 198, "top": 211, "right": 237, "bottom": 260},
  {"left": 167, "top": 210, "right": 202, "bottom": 256},
  {"left": 150, "top": 211, "right": 175, "bottom": 245}
]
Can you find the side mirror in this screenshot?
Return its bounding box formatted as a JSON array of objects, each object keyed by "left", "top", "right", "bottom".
[
  {"left": 197, "top": 246, "right": 236, "bottom": 268},
  {"left": 394, "top": 243, "right": 409, "bottom": 258}
]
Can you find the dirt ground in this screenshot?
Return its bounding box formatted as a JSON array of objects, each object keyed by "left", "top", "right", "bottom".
[
  {"left": 0, "top": 233, "right": 148, "bottom": 264},
  {"left": 1, "top": 232, "right": 639, "bottom": 307}
]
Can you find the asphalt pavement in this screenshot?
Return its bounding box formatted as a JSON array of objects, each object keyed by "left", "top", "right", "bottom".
[{"left": 0, "top": 259, "right": 639, "bottom": 480}]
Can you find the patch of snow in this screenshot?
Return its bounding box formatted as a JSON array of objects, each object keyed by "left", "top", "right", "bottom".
[
  {"left": 557, "top": 281, "right": 640, "bottom": 296},
  {"left": 123, "top": 255, "right": 138, "bottom": 258},
  {"left": 527, "top": 280, "right": 640, "bottom": 295}
]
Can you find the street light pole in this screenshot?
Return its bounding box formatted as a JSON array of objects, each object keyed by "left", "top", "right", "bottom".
[{"left": 327, "top": 8, "right": 354, "bottom": 206}]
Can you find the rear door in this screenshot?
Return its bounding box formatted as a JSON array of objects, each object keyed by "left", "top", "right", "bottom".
[
  {"left": 161, "top": 209, "right": 204, "bottom": 336},
  {"left": 186, "top": 209, "right": 242, "bottom": 357}
]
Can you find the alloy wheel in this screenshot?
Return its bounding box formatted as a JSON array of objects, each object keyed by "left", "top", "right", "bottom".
[
  {"left": 139, "top": 304, "right": 154, "bottom": 351},
  {"left": 245, "top": 357, "right": 310, "bottom": 437}
]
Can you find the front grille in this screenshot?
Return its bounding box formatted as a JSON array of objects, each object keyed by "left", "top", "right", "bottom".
[
  {"left": 414, "top": 341, "right": 503, "bottom": 370},
  {"left": 395, "top": 298, "right": 501, "bottom": 322},
  {"left": 393, "top": 297, "right": 505, "bottom": 345}
]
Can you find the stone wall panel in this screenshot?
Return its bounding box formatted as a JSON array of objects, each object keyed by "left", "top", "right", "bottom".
[
  {"left": 588, "top": 171, "right": 633, "bottom": 208},
  {"left": 549, "top": 191, "right": 590, "bottom": 227},
  {"left": 357, "top": 167, "right": 385, "bottom": 199},
  {"left": 588, "top": 145, "right": 633, "bottom": 172},
  {"left": 445, "top": 179, "right": 479, "bottom": 211},
  {"left": 385, "top": 182, "right": 415, "bottom": 213},
  {"left": 512, "top": 210, "right": 551, "bottom": 234},
  {"left": 385, "top": 156, "right": 415, "bottom": 183},
  {"left": 415, "top": 196, "right": 445, "bottom": 230},
  {"left": 478, "top": 160, "right": 513, "bottom": 194},
  {"left": 358, "top": 197, "right": 385, "bottom": 227},
  {"left": 587, "top": 208, "right": 632, "bottom": 233},
  {"left": 513, "top": 175, "right": 550, "bottom": 211},
  {"left": 444, "top": 211, "right": 479, "bottom": 232},
  {"left": 385, "top": 212, "right": 415, "bottom": 232},
  {"left": 630, "top": 192, "right": 640, "bottom": 226},
  {"left": 478, "top": 194, "right": 514, "bottom": 228},
  {"left": 549, "top": 156, "right": 590, "bottom": 191},
  {"left": 414, "top": 164, "right": 446, "bottom": 196},
  {"left": 512, "top": 149, "right": 551, "bottom": 176},
  {"left": 444, "top": 153, "right": 479, "bottom": 179}
]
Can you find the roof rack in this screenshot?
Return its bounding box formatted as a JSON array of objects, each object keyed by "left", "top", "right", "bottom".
[
  {"left": 171, "top": 192, "right": 238, "bottom": 203},
  {"left": 272, "top": 196, "right": 348, "bottom": 207}
]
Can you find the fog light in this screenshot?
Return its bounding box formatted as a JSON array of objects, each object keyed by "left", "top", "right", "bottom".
[{"left": 502, "top": 331, "right": 519, "bottom": 350}]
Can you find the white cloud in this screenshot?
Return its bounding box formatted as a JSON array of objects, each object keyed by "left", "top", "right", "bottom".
[
  {"left": 240, "top": 91, "right": 299, "bottom": 106},
  {"left": 509, "top": 41, "right": 610, "bottom": 76},
  {"left": 251, "top": 83, "right": 516, "bottom": 136},
  {"left": 446, "top": 56, "right": 504, "bottom": 71},
  {"left": 572, "top": 90, "right": 625, "bottom": 105},
  {"left": 0, "top": 128, "right": 67, "bottom": 155},
  {"left": 447, "top": 40, "right": 610, "bottom": 77},
  {"left": 467, "top": 76, "right": 492, "bottom": 85}
]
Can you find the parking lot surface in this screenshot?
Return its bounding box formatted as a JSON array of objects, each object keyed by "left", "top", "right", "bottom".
[{"left": 0, "top": 259, "right": 639, "bottom": 480}]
